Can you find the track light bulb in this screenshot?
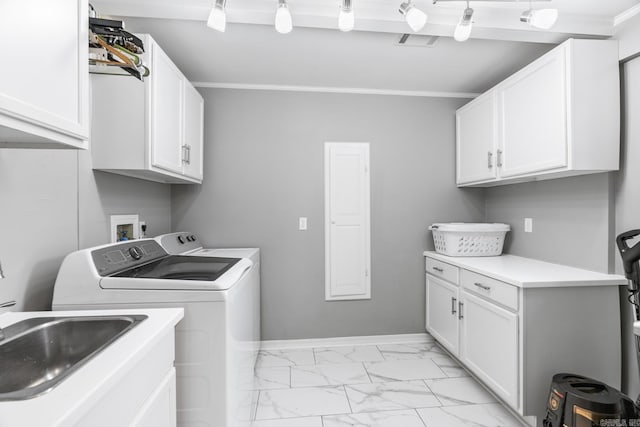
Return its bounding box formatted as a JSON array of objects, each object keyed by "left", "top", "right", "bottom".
[
  {"left": 399, "top": 2, "right": 427, "bottom": 33},
  {"left": 207, "top": 0, "right": 226, "bottom": 32},
  {"left": 338, "top": 0, "right": 354, "bottom": 32},
  {"left": 454, "top": 7, "right": 473, "bottom": 42},
  {"left": 275, "top": 0, "right": 293, "bottom": 34},
  {"left": 520, "top": 8, "right": 558, "bottom": 30}
]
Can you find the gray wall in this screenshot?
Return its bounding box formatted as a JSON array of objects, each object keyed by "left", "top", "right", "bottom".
[
  {"left": 0, "top": 148, "right": 171, "bottom": 313},
  {"left": 614, "top": 57, "right": 640, "bottom": 399},
  {"left": 172, "top": 88, "right": 485, "bottom": 340},
  {"left": 484, "top": 173, "right": 613, "bottom": 273}
]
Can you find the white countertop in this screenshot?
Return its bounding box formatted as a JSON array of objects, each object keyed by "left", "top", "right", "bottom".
[
  {"left": 0, "top": 307, "right": 183, "bottom": 426},
  {"left": 424, "top": 251, "right": 628, "bottom": 288}
]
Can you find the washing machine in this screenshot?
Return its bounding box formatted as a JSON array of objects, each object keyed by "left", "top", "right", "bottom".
[{"left": 52, "top": 238, "right": 260, "bottom": 427}]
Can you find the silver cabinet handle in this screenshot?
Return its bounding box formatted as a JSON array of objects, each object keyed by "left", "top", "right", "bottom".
[
  {"left": 474, "top": 282, "right": 491, "bottom": 291},
  {"left": 451, "top": 297, "right": 457, "bottom": 315},
  {"left": 497, "top": 149, "right": 503, "bottom": 167},
  {"left": 487, "top": 151, "right": 493, "bottom": 168},
  {"left": 432, "top": 267, "right": 444, "bottom": 273},
  {"left": 186, "top": 145, "right": 191, "bottom": 165},
  {"left": 458, "top": 301, "right": 464, "bottom": 319},
  {"left": 181, "top": 145, "right": 188, "bottom": 163}
]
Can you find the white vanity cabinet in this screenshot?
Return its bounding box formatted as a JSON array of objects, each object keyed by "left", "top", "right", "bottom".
[
  {"left": 456, "top": 38, "right": 619, "bottom": 187},
  {"left": 0, "top": 0, "right": 89, "bottom": 149},
  {"left": 424, "top": 252, "right": 625, "bottom": 426},
  {"left": 91, "top": 34, "right": 204, "bottom": 184}
]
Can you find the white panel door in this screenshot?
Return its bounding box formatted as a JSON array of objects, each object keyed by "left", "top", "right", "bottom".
[
  {"left": 426, "top": 275, "right": 459, "bottom": 355},
  {"left": 456, "top": 93, "right": 498, "bottom": 185},
  {"left": 182, "top": 82, "right": 204, "bottom": 180},
  {"left": 460, "top": 291, "right": 519, "bottom": 408},
  {"left": 325, "top": 143, "right": 371, "bottom": 301},
  {"left": 150, "top": 42, "right": 184, "bottom": 174},
  {"left": 499, "top": 48, "right": 567, "bottom": 178}
]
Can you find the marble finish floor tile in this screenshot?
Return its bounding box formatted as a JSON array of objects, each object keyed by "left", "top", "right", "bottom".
[
  {"left": 255, "top": 386, "right": 351, "bottom": 420},
  {"left": 251, "top": 416, "right": 323, "bottom": 427},
  {"left": 377, "top": 342, "right": 446, "bottom": 360},
  {"left": 323, "top": 409, "right": 427, "bottom": 427},
  {"left": 417, "top": 403, "right": 525, "bottom": 427},
  {"left": 364, "top": 358, "right": 447, "bottom": 382},
  {"left": 257, "top": 349, "right": 316, "bottom": 367},
  {"left": 254, "top": 366, "right": 291, "bottom": 390},
  {"left": 426, "top": 377, "right": 497, "bottom": 406},
  {"left": 432, "top": 354, "right": 470, "bottom": 378},
  {"left": 314, "top": 345, "right": 385, "bottom": 364},
  {"left": 291, "top": 363, "right": 371, "bottom": 387},
  {"left": 345, "top": 380, "right": 441, "bottom": 413}
]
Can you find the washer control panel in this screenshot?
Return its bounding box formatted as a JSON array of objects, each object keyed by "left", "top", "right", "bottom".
[
  {"left": 155, "top": 232, "right": 201, "bottom": 255},
  {"left": 92, "top": 240, "right": 168, "bottom": 276}
]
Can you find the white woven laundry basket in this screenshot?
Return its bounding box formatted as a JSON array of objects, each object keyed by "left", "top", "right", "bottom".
[{"left": 429, "top": 223, "right": 510, "bottom": 257}]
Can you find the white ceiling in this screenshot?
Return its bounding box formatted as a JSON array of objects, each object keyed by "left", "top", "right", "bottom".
[{"left": 92, "top": 0, "right": 640, "bottom": 95}]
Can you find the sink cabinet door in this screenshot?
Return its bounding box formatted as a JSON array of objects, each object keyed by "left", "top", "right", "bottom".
[
  {"left": 460, "top": 291, "right": 519, "bottom": 408},
  {"left": 426, "top": 274, "right": 459, "bottom": 355},
  {"left": 131, "top": 367, "right": 177, "bottom": 427}
]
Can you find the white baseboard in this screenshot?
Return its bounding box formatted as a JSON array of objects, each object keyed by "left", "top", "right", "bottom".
[{"left": 260, "top": 332, "right": 433, "bottom": 350}]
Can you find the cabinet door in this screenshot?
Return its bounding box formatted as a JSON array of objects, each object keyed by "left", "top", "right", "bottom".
[
  {"left": 150, "top": 42, "right": 184, "bottom": 174},
  {"left": 498, "top": 48, "right": 567, "bottom": 178},
  {"left": 456, "top": 92, "right": 498, "bottom": 185},
  {"left": 0, "top": 0, "right": 88, "bottom": 147},
  {"left": 131, "top": 368, "right": 177, "bottom": 427},
  {"left": 182, "top": 82, "right": 204, "bottom": 180},
  {"left": 426, "top": 275, "right": 459, "bottom": 355},
  {"left": 460, "top": 291, "right": 518, "bottom": 408}
]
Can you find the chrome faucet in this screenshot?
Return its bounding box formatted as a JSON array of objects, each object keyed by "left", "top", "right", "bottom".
[{"left": 0, "top": 300, "right": 16, "bottom": 340}]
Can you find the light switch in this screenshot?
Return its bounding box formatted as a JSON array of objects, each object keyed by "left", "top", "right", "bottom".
[
  {"left": 524, "top": 218, "right": 533, "bottom": 233},
  {"left": 299, "top": 217, "right": 308, "bottom": 231}
]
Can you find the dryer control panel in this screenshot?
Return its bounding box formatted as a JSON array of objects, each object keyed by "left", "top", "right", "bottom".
[{"left": 91, "top": 240, "right": 168, "bottom": 276}]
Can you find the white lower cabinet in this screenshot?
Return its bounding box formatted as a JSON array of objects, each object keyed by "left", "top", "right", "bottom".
[
  {"left": 459, "top": 291, "right": 518, "bottom": 408},
  {"left": 424, "top": 253, "right": 623, "bottom": 427},
  {"left": 425, "top": 275, "right": 459, "bottom": 354}
]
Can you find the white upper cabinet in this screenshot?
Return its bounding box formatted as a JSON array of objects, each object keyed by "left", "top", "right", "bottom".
[
  {"left": 456, "top": 92, "right": 498, "bottom": 184},
  {"left": 456, "top": 39, "right": 619, "bottom": 187},
  {"left": 91, "top": 34, "right": 204, "bottom": 184},
  {"left": 0, "top": 0, "right": 89, "bottom": 149}
]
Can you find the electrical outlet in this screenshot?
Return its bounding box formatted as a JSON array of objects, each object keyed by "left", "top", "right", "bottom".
[
  {"left": 524, "top": 218, "right": 533, "bottom": 233},
  {"left": 299, "top": 217, "right": 308, "bottom": 231}
]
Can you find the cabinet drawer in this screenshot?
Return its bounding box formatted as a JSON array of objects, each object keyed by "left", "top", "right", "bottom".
[
  {"left": 425, "top": 257, "right": 459, "bottom": 284},
  {"left": 460, "top": 270, "right": 518, "bottom": 311}
]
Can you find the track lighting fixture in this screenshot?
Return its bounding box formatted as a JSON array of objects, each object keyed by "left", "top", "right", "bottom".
[
  {"left": 338, "top": 0, "right": 355, "bottom": 32},
  {"left": 207, "top": 0, "right": 226, "bottom": 32},
  {"left": 398, "top": 1, "right": 427, "bottom": 33},
  {"left": 520, "top": 6, "right": 558, "bottom": 30},
  {"left": 275, "top": 0, "right": 293, "bottom": 34},
  {"left": 454, "top": 2, "right": 473, "bottom": 42}
]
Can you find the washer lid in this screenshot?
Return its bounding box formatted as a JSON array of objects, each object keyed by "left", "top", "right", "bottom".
[
  {"left": 99, "top": 258, "right": 252, "bottom": 291},
  {"left": 111, "top": 256, "right": 240, "bottom": 281}
]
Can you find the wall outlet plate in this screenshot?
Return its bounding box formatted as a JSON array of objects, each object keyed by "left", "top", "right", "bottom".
[{"left": 524, "top": 218, "right": 533, "bottom": 233}]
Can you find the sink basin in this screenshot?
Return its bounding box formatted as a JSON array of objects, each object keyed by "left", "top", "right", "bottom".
[{"left": 0, "top": 314, "right": 147, "bottom": 401}]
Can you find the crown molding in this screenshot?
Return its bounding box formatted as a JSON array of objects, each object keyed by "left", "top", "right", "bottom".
[{"left": 192, "top": 81, "right": 479, "bottom": 98}]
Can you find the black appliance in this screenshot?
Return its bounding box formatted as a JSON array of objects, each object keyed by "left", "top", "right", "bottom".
[{"left": 543, "top": 373, "right": 637, "bottom": 427}]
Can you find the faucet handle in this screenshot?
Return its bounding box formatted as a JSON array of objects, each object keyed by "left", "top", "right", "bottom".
[{"left": 0, "top": 301, "right": 16, "bottom": 308}]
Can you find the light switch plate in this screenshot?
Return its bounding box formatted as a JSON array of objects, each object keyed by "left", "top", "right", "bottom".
[{"left": 299, "top": 217, "right": 308, "bottom": 231}]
